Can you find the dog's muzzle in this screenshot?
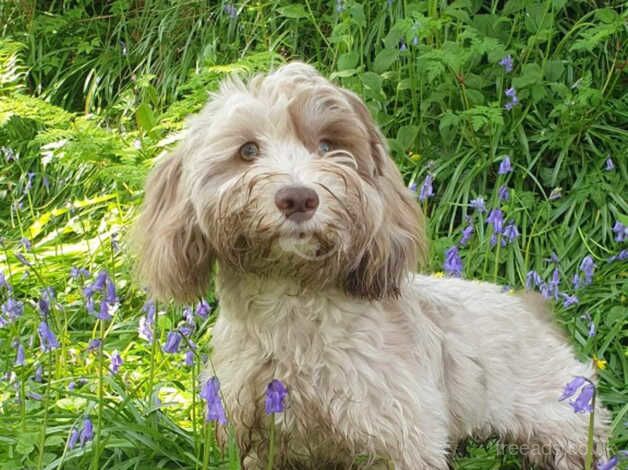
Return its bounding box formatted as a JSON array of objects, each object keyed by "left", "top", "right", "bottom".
[{"left": 275, "top": 185, "right": 319, "bottom": 223}]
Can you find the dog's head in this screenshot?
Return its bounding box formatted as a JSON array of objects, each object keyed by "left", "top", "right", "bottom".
[{"left": 133, "top": 62, "right": 426, "bottom": 303}]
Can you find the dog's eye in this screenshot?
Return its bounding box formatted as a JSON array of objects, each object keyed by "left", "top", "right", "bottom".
[
  {"left": 318, "top": 140, "right": 333, "bottom": 155},
  {"left": 239, "top": 142, "right": 259, "bottom": 161}
]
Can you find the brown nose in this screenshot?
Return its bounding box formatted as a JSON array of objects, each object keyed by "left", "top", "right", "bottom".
[{"left": 275, "top": 186, "right": 319, "bottom": 223}]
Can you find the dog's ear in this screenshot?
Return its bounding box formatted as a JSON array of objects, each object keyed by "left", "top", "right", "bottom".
[
  {"left": 341, "top": 90, "right": 428, "bottom": 300},
  {"left": 132, "top": 149, "right": 214, "bottom": 303}
]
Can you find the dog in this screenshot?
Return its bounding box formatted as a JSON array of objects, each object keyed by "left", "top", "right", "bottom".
[{"left": 133, "top": 62, "right": 608, "bottom": 469}]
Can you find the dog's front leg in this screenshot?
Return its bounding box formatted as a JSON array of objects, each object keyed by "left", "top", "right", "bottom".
[{"left": 327, "top": 390, "right": 450, "bottom": 470}]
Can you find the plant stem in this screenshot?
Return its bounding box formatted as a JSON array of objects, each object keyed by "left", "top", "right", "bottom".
[
  {"left": 266, "top": 417, "right": 276, "bottom": 470},
  {"left": 584, "top": 391, "right": 596, "bottom": 470}
]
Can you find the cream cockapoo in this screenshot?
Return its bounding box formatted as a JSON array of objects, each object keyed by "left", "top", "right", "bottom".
[{"left": 134, "top": 63, "right": 608, "bottom": 469}]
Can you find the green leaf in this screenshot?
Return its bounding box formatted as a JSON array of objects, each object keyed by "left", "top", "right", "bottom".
[
  {"left": 396, "top": 125, "right": 419, "bottom": 150},
  {"left": 372, "top": 49, "right": 399, "bottom": 74},
  {"left": 277, "top": 5, "right": 307, "bottom": 19},
  {"left": 136, "top": 102, "right": 157, "bottom": 134},
  {"left": 544, "top": 60, "right": 564, "bottom": 81},
  {"left": 16, "top": 432, "right": 38, "bottom": 456},
  {"left": 512, "top": 63, "right": 543, "bottom": 89},
  {"left": 360, "top": 72, "right": 382, "bottom": 93},
  {"left": 439, "top": 112, "right": 459, "bottom": 141},
  {"left": 337, "top": 51, "right": 360, "bottom": 71}
]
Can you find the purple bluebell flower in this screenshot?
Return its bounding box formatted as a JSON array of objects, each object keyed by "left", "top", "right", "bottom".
[
  {"left": 498, "top": 156, "right": 512, "bottom": 175},
  {"left": 105, "top": 277, "right": 118, "bottom": 305},
  {"left": 418, "top": 174, "right": 434, "bottom": 202},
  {"left": 408, "top": 181, "right": 417, "bottom": 193},
  {"left": 142, "top": 300, "right": 156, "bottom": 323},
  {"left": 525, "top": 271, "right": 543, "bottom": 290},
  {"left": 503, "top": 222, "right": 519, "bottom": 243},
  {"left": 612, "top": 221, "right": 626, "bottom": 242},
  {"left": 163, "top": 331, "right": 182, "bottom": 354},
  {"left": 195, "top": 299, "right": 212, "bottom": 319},
  {"left": 487, "top": 209, "right": 504, "bottom": 233},
  {"left": 183, "top": 306, "right": 194, "bottom": 324},
  {"left": 498, "top": 185, "right": 509, "bottom": 201},
  {"left": 20, "top": 237, "right": 31, "bottom": 251},
  {"left": 70, "top": 267, "right": 90, "bottom": 280},
  {"left": 2, "top": 297, "right": 24, "bottom": 321},
  {"left": 38, "top": 321, "right": 60, "bottom": 352},
  {"left": 265, "top": 379, "right": 288, "bottom": 414},
  {"left": 399, "top": 39, "right": 407, "bottom": 52},
  {"left": 80, "top": 418, "right": 94, "bottom": 447},
  {"left": 443, "top": 246, "right": 463, "bottom": 277},
  {"left": 570, "top": 383, "right": 595, "bottom": 414},
  {"left": 68, "top": 427, "right": 80, "bottom": 449},
  {"left": 95, "top": 300, "right": 112, "bottom": 321},
  {"left": 605, "top": 158, "right": 614, "bottom": 171},
  {"left": 92, "top": 271, "right": 109, "bottom": 290},
  {"left": 185, "top": 350, "right": 194, "bottom": 367},
  {"left": 138, "top": 316, "right": 154, "bottom": 343},
  {"left": 24, "top": 172, "right": 35, "bottom": 192},
  {"left": 200, "top": 376, "right": 227, "bottom": 424},
  {"left": 224, "top": 4, "right": 237, "bottom": 18},
  {"left": 15, "top": 253, "right": 31, "bottom": 266},
  {"left": 559, "top": 376, "right": 586, "bottom": 401},
  {"left": 561, "top": 293, "right": 579, "bottom": 308},
  {"left": 499, "top": 55, "right": 513, "bottom": 73},
  {"left": 179, "top": 323, "right": 194, "bottom": 337},
  {"left": 68, "top": 381, "right": 76, "bottom": 391},
  {"left": 504, "top": 88, "right": 519, "bottom": 110},
  {"left": 87, "top": 338, "right": 102, "bottom": 353},
  {"left": 596, "top": 456, "right": 618, "bottom": 470},
  {"left": 580, "top": 255, "right": 595, "bottom": 285},
  {"left": 469, "top": 197, "right": 486, "bottom": 213},
  {"left": 15, "top": 343, "right": 25, "bottom": 366},
  {"left": 459, "top": 224, "right": 474, "bottom": 246},
  {"left": 34, "top": 364, "right": 43, "bottom": 382},
  {"left": 38, "top": 297, "right": 50, "bottom": 317},
  {"left": 542, "top": 268, "right": 560, "bottom": 300},
  {"left": 109, "top": 350, "right": 123, "bottom": 375},
  {"left": 580, "top": 312, "right": 595, "bottom": 338},
  {"left": 0, "top": 271, "right": 10, "bottom": 291},
  {"left": 608, "top": 249, "right": 628, "bottom": 262},
  {"left": 572, "top": 273, "right": 580, "bottom": 290},
  {"left": 27, "top": 391, "right": 42, "bottom": 400}
]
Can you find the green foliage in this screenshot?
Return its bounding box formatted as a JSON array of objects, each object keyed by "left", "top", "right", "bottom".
[{"left": 0, "top": 1, "right": 626, "bottom": 469}]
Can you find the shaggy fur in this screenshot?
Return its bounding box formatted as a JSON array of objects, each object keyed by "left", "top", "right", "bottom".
[{"left": 133, "top": 62, "right": 608, "bottom": 469}]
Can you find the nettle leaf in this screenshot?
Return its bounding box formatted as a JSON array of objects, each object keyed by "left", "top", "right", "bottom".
[
  {"left": 277, "top": 5, "right": 307, "bottom": 19},
  {"left": 372, "top": 49, "right": 399, "bottom": 74}
]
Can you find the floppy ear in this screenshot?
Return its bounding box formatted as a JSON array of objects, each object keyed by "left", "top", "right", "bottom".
[
  {"left": 132, "top": 149, "right": 214, "bottom": 303},
  {"left": 341, "top": 90, "right": 428, "bottom": 299}
]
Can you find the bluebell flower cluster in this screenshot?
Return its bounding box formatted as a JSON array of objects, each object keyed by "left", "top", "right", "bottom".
[{"left": 200, "top": 376, "right": 227, "bottom": 424}]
